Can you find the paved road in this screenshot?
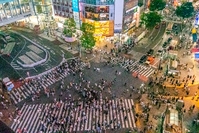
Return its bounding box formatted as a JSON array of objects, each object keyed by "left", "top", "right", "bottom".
[
  {"left": 11, "top": 99, "right": 136, "bottom": 133},
  {"left": 133, "top": 23, "right": 166, "bottom": 54},
  {"left": 6, "top": 58, "right": 146, "bottom": 132}
]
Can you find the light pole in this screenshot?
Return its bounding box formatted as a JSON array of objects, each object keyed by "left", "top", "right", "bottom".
[
  {"left": 158, "top": 57, "right": 163, "bottom": 70},
  {"left": 79, "top": 42, "right": 82, "bottom": 58},
  {"left": 76, "top": 32, "right": 82, "bottom": 58}
]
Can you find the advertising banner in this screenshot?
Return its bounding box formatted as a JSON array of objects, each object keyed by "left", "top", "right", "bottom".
[
  {"left": 73, "top": 12, "right": 80, "bottom": 28},
  {"left": 72, "top": 0, "right": 79, "bottom": 12},
  {"left": 72, "top": 0, "right": 80, "bottom": 28},
  {"left": 195, "top": 53, "right": 199, "bottom": 60},
  {"left": 109, "top": 5, "right": 114, "bottom": 20},
  {"left": 193, "top": 34, "right": 197, "bottom": 42},
  {"left": 114, "top": 0, "right": 124, "bottom": 33},
  {"left": 0, "top": 0, "right": 13, "bottom": 4},
  {"left": 195, "top": 12, "right": 199, "bottom": 26}
]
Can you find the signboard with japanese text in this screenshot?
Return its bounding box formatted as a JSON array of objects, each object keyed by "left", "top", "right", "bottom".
[{"left": 73, "top": 12, "right": 80, "bottom": 28}]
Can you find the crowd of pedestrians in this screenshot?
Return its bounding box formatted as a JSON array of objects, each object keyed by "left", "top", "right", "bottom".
[{"left": 5, "top": 55, "right": 141, "bottom": 133}]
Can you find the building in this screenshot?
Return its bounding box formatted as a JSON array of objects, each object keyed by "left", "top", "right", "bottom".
[
  {"left": 123, "top": 0, "right": 139, "bottom": 32},
  {"left": 51, "top": 0, "right": 140, "bottom": 40},
  {"left": 0, "top": 0, "right": 34, "bottom": 27},
  {"left": 52, "top": 0, "right": 73, "bottom": 18},
  {"left": 78, "top": 0, "right": 115, "bottom": 41}
]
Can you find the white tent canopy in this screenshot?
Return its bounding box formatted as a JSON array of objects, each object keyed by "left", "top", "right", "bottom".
[{"left": 170, "top": 109, "right": 178, "bottom": 126}]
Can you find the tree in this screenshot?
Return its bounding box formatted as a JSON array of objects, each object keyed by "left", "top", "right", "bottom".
[
  {"left": 80, "top": 23, "right": 95, "bottom": 50},
  {"left": 149, "top": 0, "right": 166, "bottom": 11},
  {"left": 63, "top": 18, "right": 76, "bottom": 37},
  {"left": 21, "top": 0, "right": 29, "bottom": 3},
  {"left": 80, "top": 22, "right": 95, "bottom": 33},
  {"left": 175, "top": 2, "right": 194, "bottom": 19},
  {"left": 140, "top": 11, "right": 162, "bottom": 29},
  {"left": 36, "top": 5, "right": 42, "bottom": 14},
  {"left": 138, "top": 0, "right": 143, "bottom": 7}
]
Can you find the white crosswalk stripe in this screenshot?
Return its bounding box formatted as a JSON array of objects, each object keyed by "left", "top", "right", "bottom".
[
  {"left": 9, "top": 60, "right": 84, "bottom": 104},
  {"left": 10, "top": 99, "right": 136, "bottom": 132},
  {"left": 111, "top": 57, "right": 155, "bottom": 79}
]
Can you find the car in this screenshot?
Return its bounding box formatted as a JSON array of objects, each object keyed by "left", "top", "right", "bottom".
[
  {"left": 172, "top": 24, "right": 178, "bottom": 30},
  {"left": 139, "top": 55, "right": 148, "bottom": 63},
  {"left": 155, "top": 24, "right": 160, "bottom": 29},
  {"left": 168, "top": 37, "right": 172, "bottom": 43},
  {"left": 157, "top": 50, "right": 163, "bottom": 55},
  {"left": 162, "top": 21, "right": 166, "bottom": 25},
  {"left": 162, "top": 42, "right": 169, "bottom": 48},
  {"left": 147, "top": 49, "right": 154, "bottom": 55}
]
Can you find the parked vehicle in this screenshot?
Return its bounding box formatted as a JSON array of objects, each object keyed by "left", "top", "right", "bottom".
[
  {"left": 155, "top": 24, "right": 160, "bottom": 29},
  {"left": 162, "top": 42, "right": 169, "bottom": 48},
  {"left": 147, "top": 49, "right": 154, "bottom": 55},
  {"left": 139, "top": 55, "right": 148, "bottom": 63},
  {"left": 168, "top": 37, "right": 172, "bottom": 43}
]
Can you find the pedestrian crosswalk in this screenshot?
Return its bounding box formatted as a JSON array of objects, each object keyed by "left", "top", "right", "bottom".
[
  {"left": 111, "top": 57, "right": 155, "bottom": 80},
  {"left": 9, "top": 70, "right": 70, "bottom": 105},
  {"left": 11, "top": 99, "right": 136, "bottom": 133}
]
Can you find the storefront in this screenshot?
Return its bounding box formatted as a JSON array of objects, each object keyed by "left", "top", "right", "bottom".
[
  {"left": 123, "top": 0, "right": 139, "bottom": 32},
  {"left": 80, "top": 1, "right": 114, "bottom": 40},
  {"left": 82, "top": 18, "right": 114, "bottom": 41}
]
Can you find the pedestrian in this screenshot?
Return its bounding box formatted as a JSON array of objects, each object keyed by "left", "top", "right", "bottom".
[{"left": 124, "top": 82, "right": 127, "bottom": 86}]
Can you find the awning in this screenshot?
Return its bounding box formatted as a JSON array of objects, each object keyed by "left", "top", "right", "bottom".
[
  {"left": 3, "top": 77, "right": 10, "bottom": 84},
  {"left": 192, "top": 27, "right": 197, "bottom": 34},
  {"left": 7, "top": 83, "right": 14, "bottom": 91},
  {"left": 195, "top": 53, "right": 199, "bottom": 59},
  {"left": 191, "top": 48, "right": 199, "bottom": 53},
  {"left": 170, "top": 40, "right": 178, "bottom": 47},
  {"left": 171, "top": 60, "right": 178, "bottom": 69},
  {"left": 170, "top": 109, "right": 178, "bottom": 126},
  {"left": 169, "top": 50, "right": 178, "bottom": 56},
  {"left": 167, "top": 23, "right": 173, "bottom": 31},
  {"left": 168, "top": 69, "right": 179, "bottom": 73}
]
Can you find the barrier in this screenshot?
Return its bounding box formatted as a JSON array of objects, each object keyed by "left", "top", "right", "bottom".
[
  {"left": 25, "top": 57, "right": 77, "bottom": 80},
  {"left": 132, "top": 72, "right": 148, "bottom": 82}
]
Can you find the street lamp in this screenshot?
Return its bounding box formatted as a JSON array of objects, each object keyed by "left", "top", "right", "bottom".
[
  {"left": 76, "top": 32, "right": 82, "bottom": 58},
  {"left": 79, "top": 39, "right": 83, "bottom": 58},
  {"left": 158, "top": 57, "right": 163, "bottom": 70}
]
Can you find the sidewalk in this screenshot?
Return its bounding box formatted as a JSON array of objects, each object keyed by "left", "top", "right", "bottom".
[{"left": 164, "top": 81, "right": 199, "bottom": 89}]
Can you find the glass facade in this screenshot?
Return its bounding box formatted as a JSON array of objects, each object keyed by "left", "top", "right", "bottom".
[
  {"left": 84, "top": 5, "right": 110, "bottom": 21},
  {"left": 123, "top": 0, "right": 138, "bottom": 31},
  {"left": 52, "top": 0, "right": 73, "bottom": 18},
  {"left": 80, "top": 0, "right": 115, "bottom": 38},
  {"left": 0, "top": 0, "right": 32, "bottom": 25},
  {"left": 80, "top": 0, "right": 114, "bottom": 5}
]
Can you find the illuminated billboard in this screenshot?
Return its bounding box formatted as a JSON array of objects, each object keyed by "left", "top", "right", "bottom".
[
  {"left": 195, "top": 53, "right": 199, "bottom": 60},
  {"left": 84, "top": 5, "right": 110, "bottom": 21},
  {"left": 72, "top": 0, "right": 79, "bottom": 12},
  {"left": 123, "top": 6, "right": 138, "bottom": 31},
  {"left": 0, "top": 0, "right": 13, "bottom": 4},
  {"left": 72, "top": 0, "right": 80, "bottom": 28},
  {"left": 83, "top": 19, "right": 114, "bottom": 36},
  {"left": 195, "top": 12, "right": 199, "bottom": 26}
]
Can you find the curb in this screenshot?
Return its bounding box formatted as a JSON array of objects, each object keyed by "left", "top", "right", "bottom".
[{"left": 164, "top": 82, "right": 199, "bottom": 89}]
